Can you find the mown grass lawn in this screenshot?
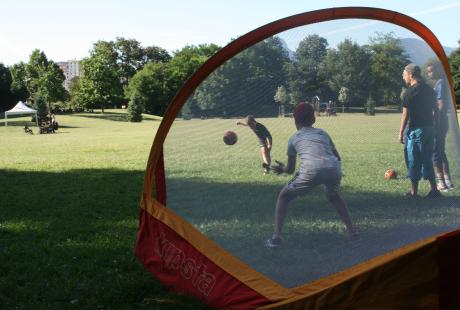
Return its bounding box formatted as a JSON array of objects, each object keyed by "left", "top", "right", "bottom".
[
  {"left": 0, "top": 110, "right": 210, "bottom": 309},
  {"left": 1, "top": 110, "right": 459, "bottom": 307},
  {"left": 164, "top": 112, "right": 460, "bottom": 287}
]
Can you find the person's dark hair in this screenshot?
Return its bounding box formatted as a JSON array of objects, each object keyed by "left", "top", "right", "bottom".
[
  {"left": 404, "top": 63, "right": 422, "bottom": 80},
  {"left": 246, "top": 115, "right": 255, "bottom": 122},
  {"left": 426, "top": 60, "right": 444, "bottom": 79},
  {"left": 293, "top": 102, "right": 315, "bottom": 126}
]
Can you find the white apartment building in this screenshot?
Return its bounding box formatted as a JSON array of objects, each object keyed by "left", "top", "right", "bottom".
[{"left": 57, "top": 60, "right": 80, "bottom": 90}]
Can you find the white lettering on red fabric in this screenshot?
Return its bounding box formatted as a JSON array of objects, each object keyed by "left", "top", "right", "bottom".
[{"left": 154, "top": 232, "right": 217, "bottom": 296}]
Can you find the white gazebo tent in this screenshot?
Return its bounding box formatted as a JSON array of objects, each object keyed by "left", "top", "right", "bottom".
[{"left": 4, "top": 101, "right": 38, "bottom": 127}]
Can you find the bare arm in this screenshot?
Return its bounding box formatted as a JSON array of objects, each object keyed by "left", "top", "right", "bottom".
[
  {"left": 398, "top": 107, "right": 408, "bottom": 144},
  {"left": 266, "top": 137, "right": 272, "bottom": 150},
  {"left": 437, "top": 99, "right": 444, "bottom": 112},
  {"left": 272, "top": 155, "right": 296, "bottom": 175}
]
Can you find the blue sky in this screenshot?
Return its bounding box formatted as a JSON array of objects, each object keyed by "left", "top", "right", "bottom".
[{"left": 1, "top": 0, "right": 459, "bottom": 66}]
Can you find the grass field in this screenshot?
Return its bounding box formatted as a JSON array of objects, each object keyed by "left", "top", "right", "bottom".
[
  {"left": 164, "top": 112, "right": 460, "bottom": 287},
  {"left": 1, "top": 110, "right": 459, "bottom": 307},
  {"left": 0, "top": 111, "right": 209, "bottom": 309}
]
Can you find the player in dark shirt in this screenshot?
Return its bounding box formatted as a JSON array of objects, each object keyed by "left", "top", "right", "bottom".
[
  {"left": 237, "top": 115, "right": 272, "bottom": 174},
  {"left": 398, "top": 63, "right": 441, "bottom": 199}
]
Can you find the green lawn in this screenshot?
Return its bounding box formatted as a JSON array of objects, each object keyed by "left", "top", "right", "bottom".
[
  {"left": 0, "top": 110, "right": 209, "bottom": 309},
  {"left": 164, "top": 112, "right": 460, "bottom": 287},
  {"left": 1, "top": 110, "right": 459, "bottom": 307}
]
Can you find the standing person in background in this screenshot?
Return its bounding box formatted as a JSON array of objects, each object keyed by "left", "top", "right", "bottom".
[
  {"left": 50, "top": 113, "right": 56, "bottom": 127},
  {"left": 426, "top": 61, "right": 454, "bottom": 191},
  {"left": 398, "top": 64, "right": 441, "bottom": 199},
  {"left": 237, "top": 115, "right": 272, "bottom": 174}
]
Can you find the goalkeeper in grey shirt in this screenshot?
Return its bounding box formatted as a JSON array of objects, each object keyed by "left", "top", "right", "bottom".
[{"left": 265, "top": 102, "right": 357, "bottom": 248}]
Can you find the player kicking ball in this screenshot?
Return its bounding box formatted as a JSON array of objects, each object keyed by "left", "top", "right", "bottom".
[
  {"left": 237, "top": 115, "right": 272, "bottom": 174},
  {"left": 265, "top": 102, "right": 357, "bottom": 248}
]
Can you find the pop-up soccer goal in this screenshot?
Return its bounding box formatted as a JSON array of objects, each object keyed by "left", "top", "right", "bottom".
[{"left": 135, "top": 7, "right": 460, "bottom": 309}]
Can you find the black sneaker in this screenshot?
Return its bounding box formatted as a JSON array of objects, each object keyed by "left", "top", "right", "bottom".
[
  {"left": 424, "top": 189, "right": 442, "bottom": 199},
  {"left": 262, "top": 163, "right": 270, "bottom": 174},
  {"left": 264, "top": 237, "right": 282, "bottom": 248}
]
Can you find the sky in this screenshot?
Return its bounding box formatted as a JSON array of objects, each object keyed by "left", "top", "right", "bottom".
[{"left": 1, "top": 0, "right": 460, "bottom": 66}]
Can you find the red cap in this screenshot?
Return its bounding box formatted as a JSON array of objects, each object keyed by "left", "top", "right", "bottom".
[{"left": 293, "top": 102, "right": 315, "bottom": 125}]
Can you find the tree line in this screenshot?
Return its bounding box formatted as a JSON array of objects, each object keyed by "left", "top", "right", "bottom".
[{"left": 1, "top": 33, "right": 460, "bottom": 121}]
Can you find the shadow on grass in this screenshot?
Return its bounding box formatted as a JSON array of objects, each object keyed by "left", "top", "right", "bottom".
[
  {"left": 0, "top": 169, "right": 210, "bottom": 310},
  {"left": 2, "top": 168, "right": 459, "bottom": 306},
  {"left": 73, "top": 111, "right": 161, "bottom": 123},
  {"left": 165, "top": 176, "right": 460, "bottom": 287}
]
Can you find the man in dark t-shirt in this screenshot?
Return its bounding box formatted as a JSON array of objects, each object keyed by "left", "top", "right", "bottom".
[
  {"left": 237, "top": 115, "right": 272, "bottom": 174},
  {"left": 398, "top": 63, "right": 441, "bottom": 198}
]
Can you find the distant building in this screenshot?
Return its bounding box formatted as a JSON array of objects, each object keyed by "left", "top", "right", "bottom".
[{"left": 57, "top": 60, "right": 80, "bottom": 90}]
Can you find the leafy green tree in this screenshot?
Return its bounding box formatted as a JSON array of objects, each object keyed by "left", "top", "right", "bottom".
[
  {"left": 10, "top": 62, "right": 30, "bottom": 102},
  {"left": 168, "top": 44, "right": 220, "bottom": 93},
  {"left": 25, "top": 49, "right": 66, "bottom": 109},
  {"left": 125, "top": 61, "right": 171, "bottom": 115},
  {"left": 143, "top": 45, "right": 171, "bottom": 64},
  {"left": 127, "top": 92, "right": 143, "bottom": 122},
  {"left": 369, "top": 32, "right": 410, "bottom": 106},
  {"left": 322, "top": 39, "right": 372, "bottom": 107},
  {"left": 90, "top": 37, "right": 171, "bottom": 89},
  {"left": 76, "top": 41, "right": 123, "bottom": 112},
  {"left": 449, "top": 41, "right": 460, "bottom": 105},
  {"left": 113, "top": 37, "right": 148, "bottom": 86},
  {"left": 191, "top": 38, "right": 289, "bottom": 116},
  {"left": 33, "top": 94, "right": 48, "bottom": 125},
  {"left": 0, "top": 63, "right": 15, "bottom": 112},
  {"left": 68, "top": 76, "right": 84, "bottom": 111},
  {"left": 287, "top": 35, "right": 329, "bottom": 104}
]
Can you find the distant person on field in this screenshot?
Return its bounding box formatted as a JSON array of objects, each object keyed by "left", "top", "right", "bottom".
[
  {"left": 237, "top": 115, "right": 272, "bottom": 174},
  {"left": 426, "top": 61, "right": 454, "bottom": 191},
  {"left": 398, "top": 63, "right": 441, "bottom": 198},
  {"left": 265, "top": 102, "right": 357, "bottom": 248}
]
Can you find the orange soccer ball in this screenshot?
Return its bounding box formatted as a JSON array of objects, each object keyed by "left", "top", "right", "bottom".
[{"left": 384, "top": 169, "right": 397, "bottom": 180}]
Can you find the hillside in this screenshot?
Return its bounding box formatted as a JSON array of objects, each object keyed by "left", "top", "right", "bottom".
[{"left": 399, "top": 38, "right": 455, "bottom": 65}]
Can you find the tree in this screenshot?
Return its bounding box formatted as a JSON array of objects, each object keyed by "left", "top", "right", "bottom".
[
  {"left": 0, "top": 63, "right": 15, "bottom": 112},
  {"left": 143, "top": 45, "right": 171, "bottom": 64},
  {"left": 287, "top": 35, "right": 329, "bottom": 104},
  {"left": 125, "top": 61, "right": 171, "bottom": 116},
  {"left": 322, "top": 39, "right": 372, "bottom": 107},
  {"left": 191, "top": 38, "right": 289, "bottom": 116},
  {"left": 9, "top": 62, "right": 30, "bottom": 102},
  {"left": 168, "top": 44, "right": 220, "bottom": 93},
  {"left": 127, "top": 92, "right": 143, "bottom": 122},
  {"left": 113, "top": 37, "right": 172, "bottom": 86},
  {"left": 68, "top": 76, "right": 84, "bottom": 111},
  {"left": 76, "top": 41, "right": 123, "bottom": 112},
  {"left": 369, "top": 32, "right": 410, "bottom": 106},
  {"left": 449, "top": 41, "right": 460, "bottom": 105},
  {"left": 33, "top": 94, "right": 48, "bottom": 125},
  {"left": 25, "top": 49, "right": 66, "bottom": 109}
]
